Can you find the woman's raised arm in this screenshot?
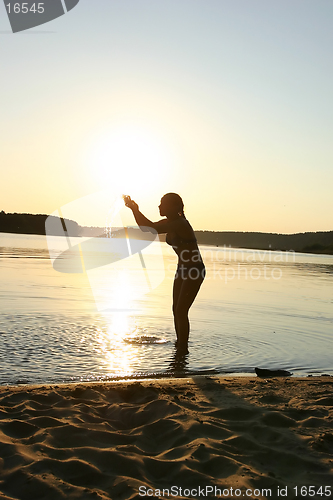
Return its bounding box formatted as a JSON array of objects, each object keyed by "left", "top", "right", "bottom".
[{"left": 123, "top": 195, "right": 177, "bottom": 234}]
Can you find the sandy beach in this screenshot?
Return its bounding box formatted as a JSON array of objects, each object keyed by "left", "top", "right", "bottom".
[{"left": 0, "top": 376, "right": 332, "bottom": 499}]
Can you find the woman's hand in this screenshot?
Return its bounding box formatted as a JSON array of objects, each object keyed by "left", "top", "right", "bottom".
[{"left": 122, "top": 195, "right": 139, "bottom": 211}]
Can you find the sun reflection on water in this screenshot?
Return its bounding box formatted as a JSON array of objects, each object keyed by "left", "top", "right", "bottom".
[
  {"left": 93, "top": 313, "right": 136, "bottom": 376},
  {"left": 86, "top": 251, "right": 167, "bottom": 376},
  {"left": 101, "top": 274, "right": 139, "bottom": 374}
]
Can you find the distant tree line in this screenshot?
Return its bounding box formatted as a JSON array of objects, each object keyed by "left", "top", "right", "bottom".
[
  {"left": 0, "top": 211, "right": 332, "bottom": 255},
  {"left": 194, "top": 230, "right": 333, "bottom": 254},
  {"left": 0, "top": 211, "right": 79, "bottom": 236}
]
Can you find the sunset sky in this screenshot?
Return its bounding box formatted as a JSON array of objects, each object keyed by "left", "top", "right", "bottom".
[{"left": 1, "top": 0, "right": 332, "bottom": 233}]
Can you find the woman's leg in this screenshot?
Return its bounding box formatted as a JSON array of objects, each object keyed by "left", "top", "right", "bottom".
[
  {"left": 172, "top": 272, "right": 183, "bottom": 343},
  {"left": 173, "top": 271, "right": 205, "bottom": 351}
]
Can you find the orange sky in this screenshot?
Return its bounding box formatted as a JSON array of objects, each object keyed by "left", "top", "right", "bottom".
[{"left": 1, "top": 1, "right": 332, "bottom": 233}]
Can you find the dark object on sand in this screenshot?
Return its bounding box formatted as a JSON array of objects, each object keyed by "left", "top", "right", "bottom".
[{"left": 255, "top": 367, "right": 292, "bottom": 378}]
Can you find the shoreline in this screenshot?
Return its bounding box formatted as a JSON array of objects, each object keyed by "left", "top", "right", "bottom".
[
  {"left": 1, "top": 373, "right": 332, "bottom": 393},
  {"left": 1, "top": 375, "right": 332, "bottom": 499},
  {"left": 1, "top": 372, "right": 331, "bottom": 389},
  {"left": 2, "top": 370, "right": 333, "bottom": 389}
]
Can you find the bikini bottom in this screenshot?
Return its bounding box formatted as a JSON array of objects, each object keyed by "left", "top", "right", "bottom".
[{"left": 175, "top": 262, "right": 206, "bottom": 280}]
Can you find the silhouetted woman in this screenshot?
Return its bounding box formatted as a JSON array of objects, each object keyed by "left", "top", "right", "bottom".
[{"left": 123, "top": 193, "right": 205, "bottom": 353}]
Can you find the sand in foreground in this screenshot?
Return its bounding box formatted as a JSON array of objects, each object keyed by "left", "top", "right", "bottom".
[{"left": 0, "top": 376, "right": 332, "bottom": 499}]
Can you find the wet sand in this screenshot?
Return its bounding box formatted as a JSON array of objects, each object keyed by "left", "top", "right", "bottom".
[{"left": 0, "top": 376, "right": 332, "bottom": 499}]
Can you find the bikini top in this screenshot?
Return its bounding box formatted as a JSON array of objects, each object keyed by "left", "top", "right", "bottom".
[{"left": 166, "top": 232, "right": 197, "bottom": 248}]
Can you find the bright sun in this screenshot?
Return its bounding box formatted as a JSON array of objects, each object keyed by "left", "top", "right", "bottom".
[{"left": 88, "top": 124, "right": 175, "bottom": 197}]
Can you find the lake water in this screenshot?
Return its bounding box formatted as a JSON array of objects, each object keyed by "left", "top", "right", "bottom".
[{"left": 0, "top": 232, "right": 332, "bottom": 385}]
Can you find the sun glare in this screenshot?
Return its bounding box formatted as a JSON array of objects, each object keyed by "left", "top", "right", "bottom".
[{"left": 88, "top": 124, "right": 174, "bottom": 197}]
